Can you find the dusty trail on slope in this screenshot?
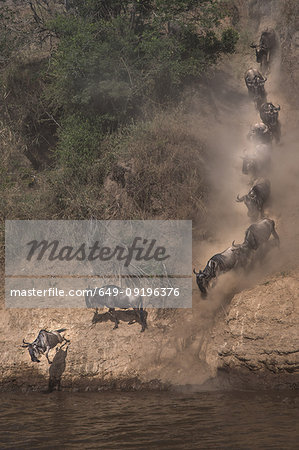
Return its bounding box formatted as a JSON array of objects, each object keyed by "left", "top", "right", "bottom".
[
  {"left": 177, "top": 3, "right": 299, "bottom": 386},
  {"left": 183, "top": 18, "right": 299, "bottom": 383}
]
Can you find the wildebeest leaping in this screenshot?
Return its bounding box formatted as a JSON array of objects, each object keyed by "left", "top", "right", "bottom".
[
  {"left": 22, "top": 329, "right": 69, "bottom": 364},
  {"left": 193, "top": 244, "right": 250, "bottom": 297}
]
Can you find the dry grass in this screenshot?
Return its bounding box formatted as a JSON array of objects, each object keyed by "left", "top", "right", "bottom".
[{"left": 102, "top": 112, "right": 209, "bottom": 221}]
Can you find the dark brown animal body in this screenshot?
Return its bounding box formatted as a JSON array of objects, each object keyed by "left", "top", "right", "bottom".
[
  {"left": 251, "top": 29, "right": 277, "bottom": 74},
  {"left": 244, "top": 68, "right": 267, "bottom": 109},
  {"left": 260, "top": 102, "right": 281, "bottom": 142},
  {"left": 91, "top": 308, "right": 148, "bottom": 331}
]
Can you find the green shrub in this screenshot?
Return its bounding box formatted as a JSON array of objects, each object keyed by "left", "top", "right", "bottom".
[
  {"left": 55, "top": 114, "right": 104, "bottom": 172},
  {"left": 221, "top": 27, "right": 239, "bottom": 53}
]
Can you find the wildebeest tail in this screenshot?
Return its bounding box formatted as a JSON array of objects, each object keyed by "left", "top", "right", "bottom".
[{"left": 55, "top": 328, "right": 67, "bottom": 333}]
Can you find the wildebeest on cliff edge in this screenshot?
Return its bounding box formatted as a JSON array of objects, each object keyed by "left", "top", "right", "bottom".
[
  {"left": 235, "top": 218, "right": 280, "bottom": 251},
  {"left": 194, "top": 219, "right": 279, "bottom": 297},
  {"left": 91, "top": 307, "right": 148, "bottom": 332},
  {"left": 193, "top": 244, "right": 251, "bottom": 297},
  {"left": 85, "top": 285, "right": 147, "bottom": 332}
]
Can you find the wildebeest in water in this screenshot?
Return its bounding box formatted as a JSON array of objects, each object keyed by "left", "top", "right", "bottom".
[
  {"left": 236, "top": 178, "right": 271, "bottom": 220},
  {"left": 85, "top": 285, "right": 147, "bottom": 332},
  {"left": 193, "top": 244, "right": 250, "bottom": 297},
  {"left": 244, "top": 68, "right": 267, "bottom": 109},
  {"left": 22, "top": 329, "right": 69, "bottom": 364}
]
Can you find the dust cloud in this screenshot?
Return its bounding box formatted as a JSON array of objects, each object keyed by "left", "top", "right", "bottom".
[{"left": 178, "top": 13, "right": 299, "bottom": 385}]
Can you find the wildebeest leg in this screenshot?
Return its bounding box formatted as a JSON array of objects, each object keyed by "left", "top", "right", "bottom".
[
  {"left": 135, "top": 296, "right": 147, "bottom": 332},
  {"left": 139, "top": 308, "right": 147, "bottom": 332},
  {"left": 60, "top": 340, "right": 70, "bottom": 350},
  {"left": 108, "top": 308, "right": 119, "bottom": 329},
  {"left": 275, "top": 123, "right": 281, "bottom": 143},
  {"left": 210, "top": 279, "right": 217, "bottom": 288},
  {"left": 45, "top": 348, "right": 53, "bottom": 364},
  {"left": 271, "top": 226, "right": 280, "bottom": 247},
  {"left": 261, "top": 54, "right": 268, "bottom": 75}
]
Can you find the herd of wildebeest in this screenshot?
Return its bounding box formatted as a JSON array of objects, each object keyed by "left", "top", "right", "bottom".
[
  {"left": 22, "top": 29, "right": 281, "bottom": 370},
  {"left": 194, "top": 29, "right": 280, "bottom": 295}
]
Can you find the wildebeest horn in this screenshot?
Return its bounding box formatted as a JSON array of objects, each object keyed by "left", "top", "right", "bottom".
[
  {"left": 232, "top": 240, "right": 238, "bottom": 247},
  {"left": 236, "top": 194, "right": 244, "bottom": 202},
  {"left": 193, "top": 268, "right": 198, "bottom": 275},
  {"left": 22, "top": 339, "right": 30, "bottom": 347}
]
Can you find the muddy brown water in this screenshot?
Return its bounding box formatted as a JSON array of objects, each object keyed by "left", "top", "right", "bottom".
[{"left": 0, "top": 391, "right": 298, "bottom": 449}]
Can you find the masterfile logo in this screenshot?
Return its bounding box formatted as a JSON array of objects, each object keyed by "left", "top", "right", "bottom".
[{"left": 5, "top": 220, "right": 192, "bottom": 308}]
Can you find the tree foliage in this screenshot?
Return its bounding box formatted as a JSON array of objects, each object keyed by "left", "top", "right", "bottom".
[
  {"left": 0, "top": 0, "right": 238, "bottom": 173},
  {"left": 41, "top": 0, "right": 238, "bottom": 169}
]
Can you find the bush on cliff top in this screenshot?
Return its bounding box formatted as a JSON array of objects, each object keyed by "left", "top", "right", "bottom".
[
  {"left": 0, "top": 0, "right": 238, "bottom": 222},
  {"left": 44, "top": 0, "right": 238, "bottom": 172}
]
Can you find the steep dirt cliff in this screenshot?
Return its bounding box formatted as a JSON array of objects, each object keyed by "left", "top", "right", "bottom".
[{"left": 204, "top": 271, "right": 299, "bottom": 388}]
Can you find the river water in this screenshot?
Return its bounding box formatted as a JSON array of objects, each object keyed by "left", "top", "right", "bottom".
[{"left": 0, "top": 390, "right": 298, "bottom": 449}]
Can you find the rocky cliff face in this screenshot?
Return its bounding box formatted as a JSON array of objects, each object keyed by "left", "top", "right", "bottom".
[{"left": 204, "top": 272, "right": 299, "bottom": 388}]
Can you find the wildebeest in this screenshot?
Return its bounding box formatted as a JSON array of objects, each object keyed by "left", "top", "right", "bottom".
[
  {"left": 193, "top": 245, "right": 250, "bottom": 296},
  {"left": 244, "top": 68, "right": 267, "bottom": 109},
  {"left": 250, "top": 29, "right": 277, "bottom": 74},
  {"left": 91, "top": 307, "right": 148, "bottom": 331},
  {"left": 247, "top": 122, "right": 272, "bottom": 145},
  {"left": 85, "top": 285, "right": 147, "bottom": 332},
  {"left": 233, "top": 218, "right": 279, "bottom": 251},
  {"left": 236, "top": 178, "right": 271, "bottom": 220},
  {"left": 242, "top": 144, "right": 272, "bottom": 178},
  {"left": 22, "top": 329, "right": 69, "bottom": 364},
  {"left": 259, "top": 102, "right": 281, "bottom": 142}
]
